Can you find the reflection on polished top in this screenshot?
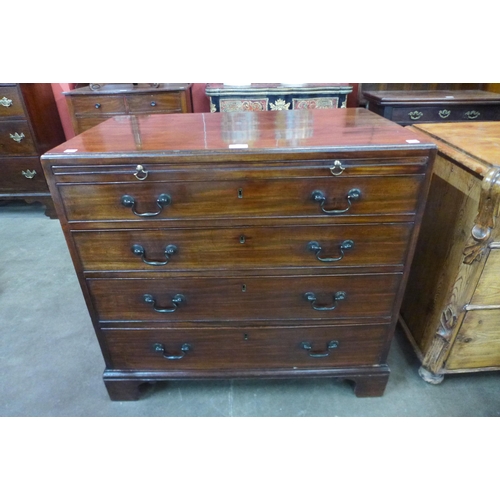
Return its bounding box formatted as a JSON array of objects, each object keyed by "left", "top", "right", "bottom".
[
  {"left": 44, "top": 108, "right": 436, "bottom": 157},
  {"left": 412, "top": 121, "right": 500, "bottom": 174}
]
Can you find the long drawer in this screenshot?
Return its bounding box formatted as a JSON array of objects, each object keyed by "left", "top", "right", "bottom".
[
  {"left": 72, "top": 223, "right": 413, "bottom": 272},
  {"left": 0, "top": 120, "right": 36, "bottom": 155},
  {"left": 0, "top": 86, "right": 26, "bottom": 118},
  {"left": 104, "top": 323, "right": 389, "bottom": 370},
  {"left": 0, "top": 157, "right": 48, "bottom": 193},
  {"left": 58, "top": 176, "right": 423, "bottom": 222},
  {"left": 88, "top": 273, "right": 401, "bottom": 323}
]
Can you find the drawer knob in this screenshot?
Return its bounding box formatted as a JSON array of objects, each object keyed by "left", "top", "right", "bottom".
[
  {"left": 311, "top": 188, "right": 361, "bottom": 215},
  {"left": 121, "top": 193, "right": 171, "bottom": 217},
  {"left": 143, "top": 293, "right": 184, "bottom": 313},
  {"left": 304, "top": 291, "right": 346, "bottom": 311},
  {"left": 131, "top": 244, "right": 177, "bottom": 266},
  {"left": 301, "top": 340, "right": 339, "bottom": 357},
  {"left": 408, "top": 111, "right": 423, "bottom": 120},
  {"left": 307, "top": 239, "right": 354, "bottom": 262},
  {"left": 0, "top": 96, "right": 13, "bottom": 107},
  {"left": 10, "top": 132, "right": 25, "bottom": 143},
  {"left": 153, "top": 343, "right": 191, "bottom": 360},
  {"left": 95, "top": 103, "right": 101, "bottom": 109},
  {"left": 150, "top": 101, "right": 157, "bottom": 107},
  {"left": 465, "top": 110, "right": 480, "bottom": 120}
]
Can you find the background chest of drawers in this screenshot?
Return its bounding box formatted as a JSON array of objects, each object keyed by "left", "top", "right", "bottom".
[
  {"left": 0, "top": 83, "right": 65, "bottom": 218},
  {"left": 363, "top": 90, "right": 500, "bottom": 125},
  {"left": 206, "top": 83, "right": 352, "bottom": 112},
  {"left": 64, "top": 83, "right": 193, "bottom": 134},
  {"left": 41, "top": 109, "right": 436, "bottom": 401},
  {"left": 399, "top": 121, "right": 500, "bottom": 384}
]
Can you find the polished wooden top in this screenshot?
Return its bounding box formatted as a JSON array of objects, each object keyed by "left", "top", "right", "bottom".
[
  {"left": 363, "top": 90, "right": 500, "bottom": 105},
  {"left": 411, "top": 121, "right": 500, "bottom": 177},
  {"left": 64, "top": 83, "right": 192, "bottom": 96},
  {"left": 43, "top": 108, "right": 436, "bottom": 159}
]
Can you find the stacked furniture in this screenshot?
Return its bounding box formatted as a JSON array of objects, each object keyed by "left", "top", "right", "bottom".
[
  {"left": 0, "top": 83, "right": 65, "bottom": 218},
  {"left": 206, "top": 83, "right": 352, "bottom": 112},
  {"left": 64, "top": 83, "right": 193, "bottom": 134},
  {"left": 400, "top": 121, "right": 500, "bottom": 383},
  {"left": 41, "top": 108, "right": 436, "bottom": 401}
]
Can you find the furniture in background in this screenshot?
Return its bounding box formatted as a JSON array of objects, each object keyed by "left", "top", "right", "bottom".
[
  {"left": 41, "top": 108, "right": 436, "bottom": 401},
  {"left": 400, "top": 121, "right": 500, "bottom": 384},
  {"left": 363, "top": 90, "right": 500, "bottom": 125},
  {"left": 205, "top": 83, "right": 352, "bottom": 112},
  {"left": 64, "top": 83, "right": 193, "bottom": 135},
  {"left": 0, "top": 83, "right": 65, "bottom": 218}
]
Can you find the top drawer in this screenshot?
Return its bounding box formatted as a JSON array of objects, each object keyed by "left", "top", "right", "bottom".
[
  {"left": 70, "top": 95, "right": 126, "bottom": 115},
  {"left": 126, "top": 92, "right": 183, "bottom": 113},
  {"left": 0, "top": 86, "right": 25, "bottom": 118}
]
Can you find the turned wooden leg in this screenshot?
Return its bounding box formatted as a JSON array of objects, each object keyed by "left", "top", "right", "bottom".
[
  {"left": 418, "top": 366, "right": 445, "bottom": 385},
  {"left": 104, "top": 379, "right": 147, "bottom": 401},
  {"left": 348, "top": 373, "right": 390, "bottom": 397}
]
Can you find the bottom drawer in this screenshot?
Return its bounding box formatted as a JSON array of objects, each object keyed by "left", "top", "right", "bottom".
[
  {"left": 0, "top": 156, "right": 49, "bottom": 194},
  {"left": 103, "top": 323, "right": 389, "bottom": 370}
]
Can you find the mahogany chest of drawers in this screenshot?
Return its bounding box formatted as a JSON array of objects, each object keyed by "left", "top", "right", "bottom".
[
  {"left": 400, "top": 121, "right": 500, "bottom": 383},
  {"left": 41, "top": 108, "right": 436, "bottom": 401},
  {"left": 0, "top": 83, "right": 65, "bottom": 217},
  {"left": 64, "top": 83, "right": 193, "bottom": 134},
  {"left": 363, "top": 90, "right": 500, "bottom": 126},
  {"left": 206, "top": 83, "right": 352, "bottom": 112}
]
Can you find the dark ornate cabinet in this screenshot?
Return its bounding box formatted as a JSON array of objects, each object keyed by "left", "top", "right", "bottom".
[
  {"left": 41, "top": 109, "right": 436, "bottom": 401},
  {"left": 0, "top": 83, "right": 65, "bottom": 218},
  {"left": 64, "top": 83, "right": 193, "bottom": 135},
  {"left": 363, "top": 90, "right": 500, "bottom": 125},
  {"left": 206, "top": 83, "right": 352, "bottom": 112}
]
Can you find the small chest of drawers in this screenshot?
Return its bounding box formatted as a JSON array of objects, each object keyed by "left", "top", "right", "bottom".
[
  {"left": 363, "top": 90, "right": 500, "bottom": 125},
  {"left": 64, "top": 83, "right": 193, "bottom": 134},
  {"left": 206, "top": 83, "right": 352, "bottom": 112},
  {"left": 41, "top": 109, "right": 436, "bottom": 401},
  {"left": 0, "top": 83, "right": 65, "bottom": 217}
]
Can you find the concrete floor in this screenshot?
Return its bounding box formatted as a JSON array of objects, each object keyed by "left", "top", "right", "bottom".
[{"left": 1, "top": 201, "right": 499, "bottom": 417}]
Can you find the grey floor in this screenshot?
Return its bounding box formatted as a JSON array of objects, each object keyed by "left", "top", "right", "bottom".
[{"left": 1, "top": 201, "right": 499, "bottom": 417}]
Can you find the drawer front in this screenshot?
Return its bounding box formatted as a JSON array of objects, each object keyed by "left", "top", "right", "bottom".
[
  {"left": 0, "top": 86, "right": 25, "bottom": 118},
  {"left": 88, "top": 273, "right": 401, "bottom": 323},
  {"left": 391, "top": 105, "right": 500, "bottom": 124},
  {"left": 73, "top": 115, "right": 113, "bottom": 134},
  {"left": 0, "top": 157, "right": 48, "bottom": 193},
  {"left": 126, "top": 92, "right": 183, "bottom": 113},
  {"left": 446, "top": 309, "right": 500, "bottom": 370},
  {"left": 73, "top": 223, "right": 412, "bottom": 272},
  {"left": 104, "top": 323, "right": 389, "bottom": 370},
  {"left": 469, "top": 249, "right": 500, "bottom": 307},
  {"left": 59, "top": 176, "right": 423, "bottom": 222},
  {"left": 69, "top": 95, "right": 126, "bottom": 115},
  {"left": 0, "top": 120, "right": 36, "bottom": 155}
]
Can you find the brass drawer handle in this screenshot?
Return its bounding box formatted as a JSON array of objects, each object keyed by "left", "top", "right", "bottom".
[
  {"left": 301, "top": 340, "right": 339, "bottom": 357},
  {"left": 409, "top": 111, "right": 423, "bottom": 120},
  {"left": 304, "top": 291, "right": 346, "bottom": 311},
  {"left": 22, "top": 169, "right": 37, "bottom": 179},
  {"left": 465, "top": 110, "right": 480, "bottom": 120},
  {"left": 439, "top": 109, "right": 451, "bottom": 119},
  {"left": 329, "top": 160, "right": 345, "bottom": 176},
  {"left": 120, "top": 193, "right": 171, "bottom": 217},
  {"left": 1, "top": 97, "right": 13, "bottom": 107},
  {"left": 134, "top": 164, "right": 148, "bottom": 180},
  {"left": 311, "top": 188, "right": 361, "bottom": 215},
  {"left": 307, "top": 239, "right": 354, "bottom": 262},
  {"left": 153, "top": 342, "right": 191, "bottom": 360},
  {"left": 10, "top": 132, "right": 25, "bottom": 143},
  {"left": 143, "top": 293, "right": 184, "bottom": 313},
  {"left": 131, "top": 244, "right": 177, "bottom": 266}
]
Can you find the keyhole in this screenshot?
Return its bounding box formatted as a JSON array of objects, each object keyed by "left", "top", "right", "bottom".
[
  {"left": 238, "top": 188, "right": 243, "bottom": 198},
  {"left": 243, "top": 334, "right": 249, "bottom": 341},
  {"left": 242, "top": 284, "right": 246, "bottom": 292},
  {"left": 240, "top": 235, "right": 246, "bottom": 244}
]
